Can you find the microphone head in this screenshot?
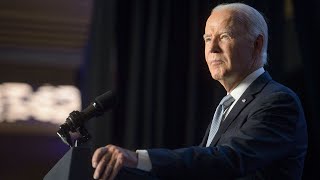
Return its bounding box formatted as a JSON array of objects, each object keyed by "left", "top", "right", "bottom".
[{"left": 94, "top": 90, "right": 117, "bottom": 112}]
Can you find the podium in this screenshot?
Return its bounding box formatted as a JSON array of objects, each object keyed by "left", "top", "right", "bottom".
[{"left": 44, "top": 147, "right": 158, "bottom": 180}]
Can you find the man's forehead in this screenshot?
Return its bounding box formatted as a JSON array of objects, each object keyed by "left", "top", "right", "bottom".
[
  {"left": 205, "top": 16, "right": 233, "bottom": 32},
  {"left": 205, "top": 10, "right": 241, "bottom": 33}
]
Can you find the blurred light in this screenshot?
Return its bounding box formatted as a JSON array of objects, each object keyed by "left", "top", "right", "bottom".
[{"left": 0, "top": 82, "right": 81, "bottom": 124}]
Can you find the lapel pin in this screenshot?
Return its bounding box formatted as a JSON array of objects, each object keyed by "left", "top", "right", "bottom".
[{"left": 242, "top": 99, "right": 246, "bottom": 103}]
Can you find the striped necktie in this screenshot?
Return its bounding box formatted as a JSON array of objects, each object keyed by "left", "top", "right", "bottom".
[{"left": 206, "top": 94, "right": 235, "bottom": 147}]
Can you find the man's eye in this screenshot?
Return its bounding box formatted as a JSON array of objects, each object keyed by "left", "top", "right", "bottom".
[
  {"left": 204, "top": 37, "right": 211, "bottom": 43},
  {"left": 220, "top": 33, "right": 231, "bottom": 40}
]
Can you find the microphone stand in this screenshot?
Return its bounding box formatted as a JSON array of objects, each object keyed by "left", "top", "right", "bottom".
[
  {"left": 57, "top": 90, "right": 116, "bottom": 147},
  {"left": 57, "top": 110, "right": 91, "bottom": 147}
]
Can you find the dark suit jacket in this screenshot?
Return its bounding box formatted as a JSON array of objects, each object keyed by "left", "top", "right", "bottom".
[{"left": 147, "top": 72, "right": 308, "bottom": 180}]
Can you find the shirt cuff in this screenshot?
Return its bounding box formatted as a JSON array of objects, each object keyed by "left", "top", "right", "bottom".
[{"left": 135, "top": 149, "right": 152, "bottom": 172}]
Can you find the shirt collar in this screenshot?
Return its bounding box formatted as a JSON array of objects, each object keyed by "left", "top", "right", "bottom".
[{"left": 229, "top": 67, "right": 265, "bottom": 102}]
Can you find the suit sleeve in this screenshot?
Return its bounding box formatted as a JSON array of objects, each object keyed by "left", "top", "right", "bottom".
[{"left": 147, "top": 91, "right": 305, "bottom": 179}]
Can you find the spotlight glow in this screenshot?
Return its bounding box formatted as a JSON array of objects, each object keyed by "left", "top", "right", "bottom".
[{"left": 0, "top": 82, "right": 81, "bottom": 125}]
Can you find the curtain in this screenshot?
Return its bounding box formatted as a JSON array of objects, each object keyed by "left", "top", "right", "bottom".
[
  {"left": 292, "top": 0, "right": 320, "bottom": 179},
  {"left": 82, "top": 0, "right": 217, "bottom": 150}
]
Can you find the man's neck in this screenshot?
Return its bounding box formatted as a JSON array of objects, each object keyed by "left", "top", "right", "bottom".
[{"left": 221, "top": 67, "right": 262, "bottom": 92}]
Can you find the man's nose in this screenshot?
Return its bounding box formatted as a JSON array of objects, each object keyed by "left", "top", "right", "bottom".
[{"left": 209, "top": 38, "right": 221, "bottom": 53}]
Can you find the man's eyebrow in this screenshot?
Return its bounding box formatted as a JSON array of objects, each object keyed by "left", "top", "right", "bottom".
[{"left": 203, "top": 34, "right": 211, "bottom": 39}]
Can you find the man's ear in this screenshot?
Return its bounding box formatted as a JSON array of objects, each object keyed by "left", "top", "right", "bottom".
[{"left": 253, "top": 34, "right": 263, "bottom": 58}]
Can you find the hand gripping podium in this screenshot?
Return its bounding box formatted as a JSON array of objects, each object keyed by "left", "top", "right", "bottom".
[{"left": 44, "top": 147, "right": 158, "bottom": 180}]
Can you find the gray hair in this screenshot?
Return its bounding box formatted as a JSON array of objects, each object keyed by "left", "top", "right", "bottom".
[{"left": 212, "top": 3, "right": 268, "bottom": 65}]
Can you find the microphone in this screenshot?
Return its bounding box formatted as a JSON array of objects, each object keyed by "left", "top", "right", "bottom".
[
  {"left": 57, "top": 90, "right": 117, "bottom": 147},
  {"left": 80, "top": 90, "right": 117, "bottom": 120}
]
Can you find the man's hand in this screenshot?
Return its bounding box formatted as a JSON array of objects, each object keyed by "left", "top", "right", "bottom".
[{"left": 92, "top": 144, "right": 138, "bottom": 180}]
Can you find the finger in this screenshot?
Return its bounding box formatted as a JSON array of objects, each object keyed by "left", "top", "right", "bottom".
[
  {"left": 93, "top": 160, "right": 106, "bottom": 179},
  {"left": 109, "top": 154, "right": 124, "bottom": 180},
  {"left": 92, "top": 147, "right": 108, "bottom": 168},
  {"left": 100, "top": 164, "right": 114, "bottom": 180},
  {"left": 93, "top": 152, "right": 112, "bottom": 179},
  {"left": 100, "top": 152, "right": 117, "bottom": 180}
]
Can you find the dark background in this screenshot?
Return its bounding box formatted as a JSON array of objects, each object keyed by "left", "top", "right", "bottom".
[{"left": 0, "top": 0, "right": 319, "bottom": 179}]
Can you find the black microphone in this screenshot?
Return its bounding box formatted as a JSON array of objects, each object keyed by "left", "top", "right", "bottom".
[
  {"left": 57, "top": 90, "right": 117, "bottom": 146},
  {"left": 81, "top": 90, "right": 117, "bottom": 120}
]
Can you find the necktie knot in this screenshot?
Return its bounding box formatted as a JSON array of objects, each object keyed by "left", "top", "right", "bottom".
[{"left": 220, "top": 94, "right": 235, "bottom": 109}]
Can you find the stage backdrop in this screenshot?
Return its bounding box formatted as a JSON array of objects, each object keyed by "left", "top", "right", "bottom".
[{"left": 83, "top": 0, "right": 319, "bottom": 179}]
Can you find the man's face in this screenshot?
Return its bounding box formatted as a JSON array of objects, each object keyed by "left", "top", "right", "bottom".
[{"left": 204, "top": 9, "right": 255, "bottom": 84}]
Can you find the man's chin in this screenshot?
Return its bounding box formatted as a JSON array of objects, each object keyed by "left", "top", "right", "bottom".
[
  {"left": 210, "top": 73, "right": 222, "bottom": 81},
  {"left": 209, "top": 69, "right": 224, "bottom": 79}
]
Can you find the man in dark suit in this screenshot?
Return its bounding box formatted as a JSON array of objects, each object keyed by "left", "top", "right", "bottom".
[{"left": 91, "top": 3, "right": 308, "bottom": 180}]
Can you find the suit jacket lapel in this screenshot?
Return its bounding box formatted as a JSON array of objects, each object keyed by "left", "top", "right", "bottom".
[{"left": 209, "top": 72, "right": 272, "bottom": 146}]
